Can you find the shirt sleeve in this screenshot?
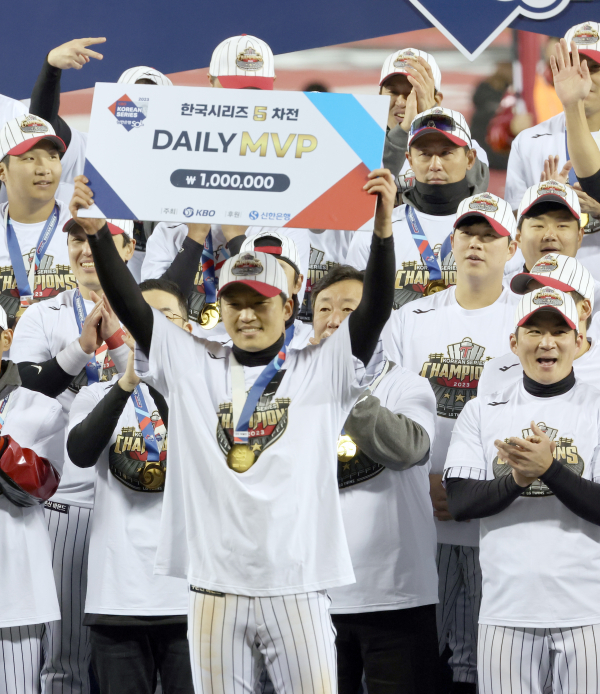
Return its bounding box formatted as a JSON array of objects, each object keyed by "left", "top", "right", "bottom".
[
  {"left": 11, "top": 303, "right": 52, "bottom": 362},
  {"left": 345, "top": 232, "right": 371, "bottom": 271},
  {"left": 443, "top": 398, "right": 488, "bottom": 481},
  {"left": 505, "top": 134, "right": 529, "bottom": 210},
  {"left": 141, "top": 223, "right": 187, "bottom": 281},
  {"left": 577, "top": 168, "right": 600, "bottom": 203}
]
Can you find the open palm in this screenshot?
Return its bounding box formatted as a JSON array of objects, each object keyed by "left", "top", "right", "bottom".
[{"left": 551, "top": 38, "right": 592, "bottom": 108}]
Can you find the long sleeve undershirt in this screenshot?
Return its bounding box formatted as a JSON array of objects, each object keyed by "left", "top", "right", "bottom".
[
  {"left": 578, "top": 168, "right": 600, "bottom": 204},
  {"left": 159, "top": 236, "right": 203, "bottom": 298},
  {"left": 30, "top": 57, "right": 72, "bottom": 148},
  {"left": 17, "top": 358, "right": 75, "bottom": 398}
]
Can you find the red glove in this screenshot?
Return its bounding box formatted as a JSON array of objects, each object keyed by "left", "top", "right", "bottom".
[{"left": 0, "top": 436, "right": 60, "bottom": 507}]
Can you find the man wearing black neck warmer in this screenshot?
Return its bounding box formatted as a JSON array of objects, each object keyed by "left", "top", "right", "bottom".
[{"left": 444, "top": 288, "right": 600, "bottom": 693}]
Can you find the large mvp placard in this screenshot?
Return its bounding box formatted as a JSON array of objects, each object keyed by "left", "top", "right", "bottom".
[{"left": 80, "top": 84, "right": 388, "bottom": 230}]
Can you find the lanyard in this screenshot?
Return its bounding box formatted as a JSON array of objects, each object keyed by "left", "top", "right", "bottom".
[
  {"left": 406, "top": 206, "right": 442, "bottom": 281},
  {"left": 72, "top": 289, "right": 108, "bottom": 384},
  {"left": 439, "top": 232, "right": 453, "bottom": 267},
  {"left": 130, "top": 385, "right": 161, "bottom": 462},
  {"left": 201, "top": 231, "right": 217, "bottom": 303},
  {"left": 230, "top": 325, "right": 295, "bottom": 444},
  {"left": 565, "top": 131, "right": 578, "bottom": 186},
  {"left": 0, "top": 392, "right": 14, "bottom": 434},
  {"left": 5, "top": 204, "right": 59, "bottom": 298}
]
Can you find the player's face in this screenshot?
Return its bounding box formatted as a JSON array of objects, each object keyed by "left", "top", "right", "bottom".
[
  {"left": 312, "top": 279, "right": 363, "bottom": 341},
  {"left": 407, "top": 133, "right": 475, "bottom": 184},
  {"left": 0, "top": 141, "right": 61, "bottom": 204},
  {"left": 517, "top": 210, "right": 583, "bottom": 269},
  {"left": 219, "top": 284, "right": 294, "bottom": 351},
  {"left": 452, "top": 222, "right": 517, "bottom": 278},
  {"left": 68, "top": 228, "right": 135, "bottom": 293},
  {"left": 583, "top": 57, "right": 600, "bottom": 117},
  {"left": 381, "top": 74, "right": 413, "bottom": 130},
  {"left": 510, "top": 312, "right": 582, "bottom": 384},
  {"left": 141, "top": 289, "right": 192, "bottom": 332}
]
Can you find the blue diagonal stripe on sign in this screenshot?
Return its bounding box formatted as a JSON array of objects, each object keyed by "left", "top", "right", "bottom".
[{"left": 304, "top": 92, "right": 385, "bottom": 172}]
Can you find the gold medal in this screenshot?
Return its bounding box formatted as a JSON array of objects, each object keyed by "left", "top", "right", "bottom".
[
  {"left": 138, "top": 462, "right": 166, "bottom": 489},
  {"left": 424, "top": 279, "right": 448, "bottom": 296},
  {"left": 227, "top": 443, "right": 255, "bottom": 473},
  {"left": 200, "top": 302, "right": 220, "bottom": 330},
  {"left": 337, "top": 435, "right": 357, "bottom": 462},
  {"left": 581, "top": 213, "right": 590, "bottom": 231}
]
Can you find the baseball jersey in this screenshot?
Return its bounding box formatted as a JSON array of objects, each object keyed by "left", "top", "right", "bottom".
[
  {"left": 328, "top": 365, "right": 438, "bottom": 614},
  {"left": 444, "top": 380, "right": 600, "bottom": 628},
  {"left": 11, "top": 289, "right": 130, "bottom": 508},
  {"left": 68, "top": 377, "right": 188, "bottom": 616},
  {"left": 389, "top": 285, "right": 516, "bottom": 546},
  {"left": 142, "top": 224, "right": 310, "bottom": 324},
  {"left": 136, "top": 312, "right": 385, "bottom": 596},
  {"left": 0, "top": 385, "right": 64, "bottom": 628}
]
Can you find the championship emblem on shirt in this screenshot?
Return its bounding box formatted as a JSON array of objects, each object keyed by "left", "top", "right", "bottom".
[
  {"left": 337, "top": 434, "right": 385, "bottom": 490},
  {"left": 397, "top": 169, "right": 416, "bottom": 192},
  {"left": 420, "top": 337, "right": 490, "bottom": 419},
  {"left": 231, "top": 253, "right": 263, "bottom": 276},
  {"left": 109, "top": 413, "right": 168, "bottom": 492},
  {"left": 394, "top": 245, "right": 455, "bottom": 309},
  {"left": 19, "top": 115, "right": 49, "bottom": 134},
  {"left": 493, "top": 424, "right": 584, "bottom": 497},
  {"left": 236, "top": 47, "right": 264, "bottom": 71},
  {"left": 393, "top": 49, "right": 417, "bottom": 69},
  {"left": 537, "top": 180, "right": 567, "bottom": 198},
  {"left": 573, "top": 23, "right": 599, "bottom": 45},
  {"left": 299, "top": 246, "right": 340, "bottom": 322},
  {"left": 532, "top": 254, "right": 559, "bottom": 274},
  {"left": 532, "top": 287, "right": 563, "bottom": 307},
  {"left": 468, "top": 193, "right": 498, "bottom": 214}
]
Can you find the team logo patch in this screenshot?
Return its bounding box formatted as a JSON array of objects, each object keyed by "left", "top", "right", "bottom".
[
  {"left": 574, "top": 23, "right": 599, "bottom": 45},
  {"left": 19, "top": 115, "right": 48, "bottom": 134},
  {"left": 231, "top": 253, "right": 263, "bottom": 276},
  {"left": 108, "top": 94, "right": 148, "bottom": 132},
  {"left": 532, "top": 287, "right": 563, "bottom": 307},
  {"left": 393, "top": 49, "right": 417, "bottom": 69},
  {"left": 420, "top": 337, "right": 490, "bottom": 419},
  {"left": 236, "top": 47, "right": 264, "bottom": 71},
  {"left": 537, "top": 180, "right": 567, "bottom": 198},
  {"left": 430, "top": 107, "right": 445, "bottom": 115},
  {"left": 533, "top": 253, "right": 559, "bottom": 273},
  {"left": 469, "top": 192, "right": 498, "bottom": 214}
]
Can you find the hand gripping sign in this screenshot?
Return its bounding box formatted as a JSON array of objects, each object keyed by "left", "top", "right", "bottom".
[{"left": 79, "top": 84, "right": 388, "bottom": 231}]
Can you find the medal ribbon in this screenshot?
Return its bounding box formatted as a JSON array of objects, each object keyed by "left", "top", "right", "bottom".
[
  {"left": 201, "top": 231, "right": 217, "bottom": 303},
  {"left": 439, "top": 232, "right": 453, "bottom": 267},
  {"left": 130, "top": 386, "right": 161, "bottom": 462},
  {"left": 406, "top": 206, "right": 442, "bottom": 281},
  {"left": 73, "top": 289, "right": 108, "bottom": 384},
  {"left": 0, "top": 393, "right": 14, "bottom": 434},
  {"left": 565, "top": 131, "right": 578, "bottom": 186},
  {"left": 5, "top": 204, "right": 59, "bottom": 298},
  {"left": 231, "top": 325, "right": 295, "bottom": 444}
]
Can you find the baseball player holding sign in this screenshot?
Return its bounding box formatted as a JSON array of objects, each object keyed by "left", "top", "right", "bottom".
[{"left": 444, "top": 288, "right": 600, "bottom": 693}]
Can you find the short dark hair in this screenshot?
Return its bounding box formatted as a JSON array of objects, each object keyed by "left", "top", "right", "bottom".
[
  {"left": 311, "top": 264, "right": 365, "bottom": 309},
  {"left": 138, "top": 278, "right": 189, "bottom": 320},
  {"left": 121, "top": 232, "right": 133, "bottom": 247},
  {"left": 518, "top": 202, "right": 579, "bottom": 230}
]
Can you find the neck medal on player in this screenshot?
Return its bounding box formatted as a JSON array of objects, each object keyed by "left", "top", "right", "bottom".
[
  {"left": 5, "top": 204, "right": 59, "bottom": 301},
  {"left": 72, "top": 289, "right": 106, "bottom": 384},
  {"left": 131, "top": 386, "right": 165, "bottom": 489},
  {"left": 227, "top": 325, "right": 295, "bottom": 473},
  {"left": 337, "top": 430, "right": 357, "bottom": 462},
  {"left": 406, "top": 206, "right": 448, "bottom": 296},
  {"left": 199, "top": 231, "right": 221, "bottom": 329}
]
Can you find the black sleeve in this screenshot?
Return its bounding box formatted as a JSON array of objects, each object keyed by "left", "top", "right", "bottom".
[
  {"left": 30, "top": 56, "right": 72, "bottom": 148},
  {"left": 445, "top": 474, "right": 525, "bottom": 521},
  {"left": 348, "top": 235, "right": 395, "bottom": 365},
  {"left": 17, "top": 358, "right": 76, "bottom": 398},
  {"left": 577, "top": 168, "right": 600, "bottom": 203},
  {"left": 88, "top": 225, "right": 153, "bottom": 356},
  {"left": 159, "top": 236, "right": 203, "bottom": 298},
  {"left": 67, "top": 383, "right": 131, "bottom": 468},
  {"left": 539, "top": 459, "right": 600, "bottom": 526}
]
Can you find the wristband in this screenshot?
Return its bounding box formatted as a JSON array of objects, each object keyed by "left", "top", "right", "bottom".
[{"left": 106, "top": 327, "right": 126, "bottom": 350}]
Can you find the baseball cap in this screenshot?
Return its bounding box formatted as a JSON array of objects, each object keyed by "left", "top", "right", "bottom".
[
  {"left": 0, "top": 115, "right": 66, "bottom": 161},
  {"left": 210, "top": 35, "right": 275, "bottom": 90},
  {"left": 239, "top": 231, "right": 301, "bottom": 275},
  {"left": 515, "top": 287, "right": 579, "bottom": 333},
  {"left": 63, "top": 218, "right": 134, "bottom": 237},
  {"left": 218, "top": 251, "right": 288, "bottom": 298},
  {"left": 454, "top": 193, "right": 516, "bottom": 238},
  {"left": 408, "top": 107, "right": 472, "bottom": 148},
  {"left": 565, "top": 21, "right": 600, "bottom": 63},
  {"left": 379, "top": 48, "right": 442, "bottom": 91},
  {"left": 511, "top": 254, "right": 594, "bottom": 309},
  {"left": 118, "top": 66, "right": 173, "bottom": 86},
  {"left": 517, "top": 180, "right": 581, "bottom": 227}
]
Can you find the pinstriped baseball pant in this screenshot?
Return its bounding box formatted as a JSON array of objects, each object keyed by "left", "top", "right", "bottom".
[
  {"left": 188, "top": 589, "right": 337, "bottom": 694},
  {"left": 478, "top": 623, "right": 600, "bottom": 693},
  {"left": 0, "top": 624, "right": 44, "bottom": 694}
]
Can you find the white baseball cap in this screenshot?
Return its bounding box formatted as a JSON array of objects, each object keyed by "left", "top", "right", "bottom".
[
  {"left": 379, "top": 48, "right": 442, "bottom": 91},
  {"left": 0, "top": 115, "right": 65, "bottom": 161},
  {"left": 63, "top": 218, "right": 134, "bottom": 237},
  {"left": 239, "top": 231, "right": 301, "bottom": 275},
  {"left": 517, "top": 180, "right": 581, "bottom": 227},
  {"left": 210, "top": 35, "right": 275, "bottom": 90},
  {"left": 510, "top": 254, "right": 594, "bottom": 309},
  {"left": 565, "top": 21, "right": 600, "bottom": 63},
  {"left": 408, "top": 107, "right": 472, "bottom": 148},
  {"left": 118, "top": 66, "right": 173, "bottom": 86},
  {"left": 454, "top": 193, "right": 516, "bottom": 238},
  {"left": 515, "top": 287, "right": 579, "bottom": 333},
  {"left": 218, "top": 251, "right": 288, "bottom": 299}
]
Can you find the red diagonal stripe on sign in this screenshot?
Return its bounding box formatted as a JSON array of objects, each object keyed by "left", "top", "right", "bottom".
[{"left": 284, "top": 163, "right": 376, "bottom": 232}]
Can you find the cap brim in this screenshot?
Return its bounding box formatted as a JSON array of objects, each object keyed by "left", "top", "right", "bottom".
[
  {"left": 454, "top": 211, "right": 511, "bottom": 236},
  {"left": 7, "top": 135, "right": 66, "bottom": 156},
  {"left": 517, "top": 306, "right": 577, "bottom": 331},
  {"left": 379, "top": 71, "right": 410, "bottom": 86},
  {"left": 409, "top": 128, "right": 469, "bottom": 148},
  {"left": 218, "top": 279, "right": 282, "bottom": 298},
  {"left": 217, "top": 75, "right": 274, "bottom": 90},
  {"left": 510, "top": 273, "right": 575, "bottom": 295},
  {"left": 63, "top": 219, "right": 124, "bottom": 236},
  {"left": 520, "top": 194, "right": 580, "bottom": 222},
  {"left": 578, "top": 48, "right": 600, "bottom": 64}
]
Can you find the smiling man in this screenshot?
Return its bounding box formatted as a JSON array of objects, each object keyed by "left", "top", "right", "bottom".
[
  {"left": 444, "top": 288, "right": 600, "bottom": 693},
  {"left": 388, "top": 192, "right": 517, "bottom": 691}
]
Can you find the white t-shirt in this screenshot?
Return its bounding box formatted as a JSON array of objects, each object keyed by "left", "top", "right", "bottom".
[
  {"left": 142, "top": 224, "right": 310, "bottom": 325},
  {"left": 0, "top": 385, "right": 64, "bottom": 628},
  {"left": 444, "top": 380, "right": 600, "bottom": 628},
  {"left": 329, "top": 365, "right": 438, "bottom": 614},
  {"left": 389, "top": 285, "right": 517, "bottom": 546},
  {"left": 11, "top": 289, "right": 130, "bottom": 508},
  {"left": 68, "top": 377, "right": 188, "bottom": 616},
  {"left": 135, "top": 312, "right": 385, "bottom": 596},
  {"left": 59, "top": 129, "right": 87, "bottom": 186}
]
